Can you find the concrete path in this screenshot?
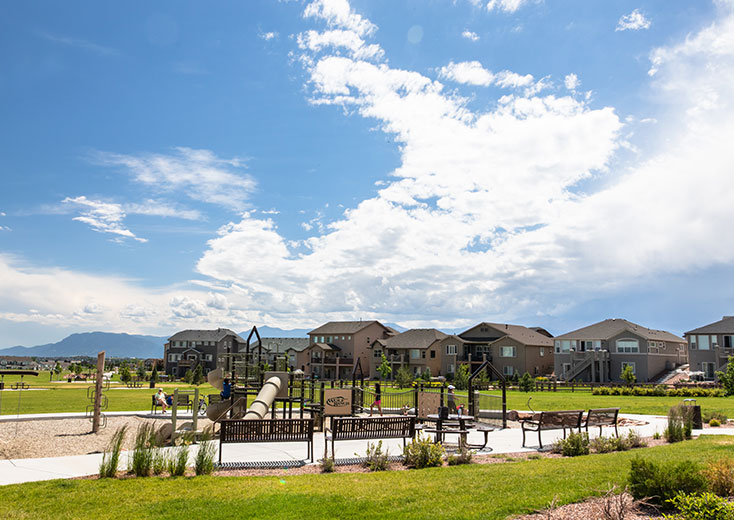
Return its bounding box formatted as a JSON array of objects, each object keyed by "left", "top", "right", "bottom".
[{"left": 0, "top": 413, "right": 727, "bottom": 486}]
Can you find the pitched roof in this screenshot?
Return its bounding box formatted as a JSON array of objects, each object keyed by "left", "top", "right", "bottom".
[
  {"left": 555, "top": 319, "right": 684, "bottom": 343},
  {"left": 259, "top": 338, "right": 310, "bottom": 353},
  {"left": 309, "top": 321, "right": 386, "bottom": 335},
  {"left": 168, "top": 328, "right": 245, "bottom": 343},
  {"left": 460, "top": 323, "right": 553, "bottom": 347},
  {"left": 378, "top": 329, "right": 449, "bottom": 350},
  {"left": 685, "top": 316, "right": 734, "bottom": 335}
]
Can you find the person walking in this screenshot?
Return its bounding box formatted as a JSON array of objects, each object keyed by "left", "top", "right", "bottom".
[
  {"left": 447, "top": 384, "right": 457, "bottom": 414},
  {"left": 369, "top": 382, "right": 383, "bottom": 416}
]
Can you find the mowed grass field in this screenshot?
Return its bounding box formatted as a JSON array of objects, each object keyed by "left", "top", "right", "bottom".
[
  {"left": 2, "top": 374, "right": 734, "bottom": 416},
  {"left": 1, "top": 435, "right": 732, "bottom": 520}
]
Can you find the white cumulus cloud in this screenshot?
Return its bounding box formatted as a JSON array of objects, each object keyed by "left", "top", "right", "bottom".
[
  {"left": 462, "top": 30, "right": 479, "bottom": 41},
  {"left": 616, "top": 9, "right": 651, "bottom": 32}
]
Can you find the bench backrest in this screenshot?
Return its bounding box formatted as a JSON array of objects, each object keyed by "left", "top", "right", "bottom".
[
  {"left": 220, "top": 418, "right": 314, "bottom": 444},
  {"left": 331, "top": 416, "right": 416, "bottom": 441},
  {"left": 539, "top": 410, "right": 583, "bottom": 429},
  {"left": 586, "top": 408, "right": 619, "bottom": 425}
]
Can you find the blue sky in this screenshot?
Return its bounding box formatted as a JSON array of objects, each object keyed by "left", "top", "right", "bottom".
[{"left": 1, "top": 0, "right": 733, "bottom": 348}]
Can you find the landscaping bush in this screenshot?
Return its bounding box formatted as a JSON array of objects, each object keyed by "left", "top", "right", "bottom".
[
  {"left": 361, "top": 441, "right": 389, "bottom": 471},
  {"left": 319, "top": 456, "right": 335, "bottom": 473},
  {"left": 561, "top": 432, "right": 590, "bottom": 456},
  {"left": 628, "top": 457, "right": 706, "bottom": 506},
  {"left": 590, "top": 435, "right": 617, "bottom": 454},
  {"left": 193, "top": 427, "right": 216, "bottom": 476},
  {"left": 518, "top": 372, "right": 535, "bottom": 392},
  {"left": 625, "top": 429, "right": 647, "bottom": 449},
  {"left": 99, "top": 426, "right": 127, "bottom": 478},
  {"left": 395, "top": 367, "right": 414, "bottom": 389},
  {"left": 403, "top": 433, "right": 445, "bottom": 469},
  {"left": 703, "top": 458, "right": 734, "bottom": 497},
  {"left": 591, "top": 386, "right": 725, "bottom": 398},
  {"left": 710, "top": 419, "right": 722, "bottom": 427},
  {"left": 666, "top": 492, "right": 734, "bottom": 520},
  {"left": 152, "top": 448, "right": 167, "bottom": 475},
  {"left": 167, "top": 438, "right": 190, "bottom": 477},
  {"left": 703, "top": 411, "right": 728, "bottom": 424},
  {"left": 446, "top": 447, "right": 473, "bottom": 466}
]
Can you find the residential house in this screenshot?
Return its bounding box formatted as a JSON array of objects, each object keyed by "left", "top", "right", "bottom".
[
  {"left": 0, "top": 356, "right": 39, "bottom": 370},
  {"left": 554, "top": 318, "right": 687, "bottom": 383},
  {"left": 298, "top": 321, "right": 395, "bottom": 380},
  {"left": 459, "top": 323, "right": 555, "bottom": 378},
  {"left": 684, "top": 316, "right": 734, "bottom": 380},
  {"left": 371, "top": 329, "right": 466, "bottom": 378},
  {"left": 163, "top": 328, "right": 246, "bottom": 378},
  {"left": 259, "top": 337, "right": 310, "bottom": 370}
]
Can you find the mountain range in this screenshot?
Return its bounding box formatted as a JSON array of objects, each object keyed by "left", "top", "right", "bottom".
[{"left": 0, "top": 322, "right": 413, "bottom": 359}]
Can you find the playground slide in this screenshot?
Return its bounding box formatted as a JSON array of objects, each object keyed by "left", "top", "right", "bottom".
[
  {"left": 204, "top": 376, "right": 282, "bottom": 422},
  {"left": 243, "top": 376, "right": 281, "bottom": 420}
]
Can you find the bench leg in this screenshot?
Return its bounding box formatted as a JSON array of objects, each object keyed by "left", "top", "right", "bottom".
[
  {"left": 614, "top": 423, "right": 619, "bottom": 438},
  {"left": 218, "top": 442, "right": 222, "bottom": 465},
  {"left": 522, "top": 427, "right": 526, "bottom": 448},
  {"left": 538, "top": 430, "right": 543, "bottom": 449}
]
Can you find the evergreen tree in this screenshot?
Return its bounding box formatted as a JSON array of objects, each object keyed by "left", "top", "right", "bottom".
[
  {"left": 621, "top": 365, "right": 637, "bottom": 386},
  {"left": 519, "top": 372, "right": 535, "bottom": 392},
  {"left": 716, "top": 356, "right": 734, "bottom": 396},
  {"left": 192, "top": 364, "right": 205, "bottom": 385},
  {"left": 395, "top": 366, "right": 414, "bottom": 388}
]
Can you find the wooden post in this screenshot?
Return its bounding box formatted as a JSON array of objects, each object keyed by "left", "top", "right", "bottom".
[
  {"left": 192, "top": 387, "right": 199, "bottom": 435},
  {"left": 92, "top": 351, "right": 105, "bottom": 433}
]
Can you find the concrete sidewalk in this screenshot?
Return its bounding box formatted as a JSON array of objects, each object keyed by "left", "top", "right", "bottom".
[{"left": 0, "top": 413, "right": 723, "bottom": 487}]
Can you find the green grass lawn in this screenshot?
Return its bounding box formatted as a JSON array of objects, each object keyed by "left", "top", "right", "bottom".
[{"left": 1, "top": 435, "right": 731, "bottom": 520}]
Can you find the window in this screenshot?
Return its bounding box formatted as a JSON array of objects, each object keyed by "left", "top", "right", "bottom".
[
  {"left": 689, "top": 336, "right": 697, "bottom": 349},
  {"left": 374, "top": 349, "right": 382, "bottom": 358},
  {"left": 725, "top": 335, "right": 734, "bottom": 349},
  {"left": 448, "top": 364, "right": 455, "bottom": 373},
  {"left": 698, "top": 335, "right": 710, "bottom": 350},
  {"left": 410, "top": 349, "right": 420, "bottom": 359},
  {"left": 430, "top": 350, "right": 436, "bottom": 358},
  {"left": 539, "top": 348, "right": 544, "bottom": 357},
  {"left": 562, "top": 363, "right": 571, "bottom": 378},
  {"left": 500, "top": 346, "right": 516, "bottom": 357},
  {"left": 711, "top": 335, "right": 719, "bottom": 347},
  {"left": 348, "top": 336, "right": 352, "bottom": 340},
  {"left": 446, "top": 344, "right": 457, "bottom": 355},
  {"left": 168, "top": 354, "right": 175, "bottom": 362},
  {"left": 205, "top": 355, "right": 212, "bottom": 362},
  {"left": 555, "top": 340, "right": 573, "bottom": 353},
  {"left": 621, "top": 361, "right": 636, "bottom": 374},
  {"left": 421, "top": 351, "right": 426, "bottom": 359},
  {"left": 341, "top": 336, "right": 345, "bottom": 340},
  {"left": 503, "top": 365, "right": 514, "bottom": 376},
  {"left": 616, "top": 339, "right": 639, "bottom": 353},
  {"left": 327, "top": 336, "right": 332, "bottom": 343}
]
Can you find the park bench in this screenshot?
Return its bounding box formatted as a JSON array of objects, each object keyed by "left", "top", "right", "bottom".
[
  {"left": 218, "top": 418, "right": 314, "bottom": 464},
  {"left": 521, "top": 410, "right": 584, "bottom": 449},
  {"left": 150, "top": 393, "right": 192, "bottom": 414},
  {"left": 324, "top": 416, "right": 416, "bottom": 458},
  {"left": 583, "top": 408, "right": 619, "bottom": 437}
]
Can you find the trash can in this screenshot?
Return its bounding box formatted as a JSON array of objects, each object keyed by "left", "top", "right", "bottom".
[
  {"left": 0, "top": 381, "right": 4, "bottom": 390},
  {"left": 683, "top": 399, "right": 703, "bottom": 429}
]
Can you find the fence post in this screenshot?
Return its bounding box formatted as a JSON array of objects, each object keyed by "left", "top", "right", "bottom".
[{"left": 413, "top": 386, "right": 419, "bottom": 416}]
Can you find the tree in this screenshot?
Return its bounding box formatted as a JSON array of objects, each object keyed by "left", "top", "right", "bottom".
[
  {"left": 376, "top": 354, "right": 392, "bottom": 380},
  {"left": 192, "top": 364, "right": 204, "bottom": 386},
  {"left": 453, "top": 363, "right": 470, "bottom": 390},
  {"left": 136, "top": 362, "right": 146, "bottom": 381},
  {"left": 716, "top": 356, "right": 734, "bottom": 396},
  {"left": 183, "top": 369, "right": 194, "bottom": 384},
  {"left": 150, "top": 366, "right": 159, "bottom": 384},
  {"left": 395, "top": 366, "right": 414, "bottom": 388},
  {"left": 119, "top": 365, "right": 132, "bottom": 384},
  {"left": 519, "top": 372, "right": 535, "bottom": 392},
  {"left": 421, "top": 367, "right": 432, "bottom": 381},
  {"left": 621, "top": 365, "right": 637, "bottom": 386},
  {"left": 53, "top": 362, "right": 62, "bottom": 381}
]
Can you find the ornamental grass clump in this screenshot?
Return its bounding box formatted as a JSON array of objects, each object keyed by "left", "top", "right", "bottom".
[
  {"left": 99, "top": 426, "right": 127, "bottom": 478},
  {"left": 666, "top": 405, "right": 693, "bottom": 443},
  {"left": 193, "top": 427, "right": 216, "bottom": 476},
  {"left": 703, "top": 458, "right": 734, "bottom": 497},
  {"left": 167, "top": 435, "right": 191, "bottom": 477},
  {"left": 129, "top": 423, "right": 157, "bottom": 477},
  {"left": 446, "top": 447, "right": 473, "bottom": 466}
]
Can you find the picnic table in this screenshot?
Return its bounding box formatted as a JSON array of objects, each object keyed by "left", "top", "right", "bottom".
[{"left": 424, "top": 414, "right": 494, "bottom": 451}]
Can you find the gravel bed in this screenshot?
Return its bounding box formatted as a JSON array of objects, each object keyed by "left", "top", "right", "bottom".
[{"left": 0, "top": 416, "right": 212, "bottom": 460}]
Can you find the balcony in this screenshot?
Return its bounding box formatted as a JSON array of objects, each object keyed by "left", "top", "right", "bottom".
[{"left": 310, "top": 355, "right": 354, "bottom": 366}]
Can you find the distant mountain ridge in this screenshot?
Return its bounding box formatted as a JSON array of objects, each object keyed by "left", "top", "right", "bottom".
[{"left": 0, "top": 323, "right": 411, "bottom": 358}]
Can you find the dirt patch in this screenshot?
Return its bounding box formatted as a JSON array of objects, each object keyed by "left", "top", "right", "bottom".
[{"left": 514, "top": 492, "right": 663, "bottom": 520}]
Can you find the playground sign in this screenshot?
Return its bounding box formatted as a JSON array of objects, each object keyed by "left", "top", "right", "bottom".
[{"left": 324, "top": 388, "right": 352, "bottom": 415}]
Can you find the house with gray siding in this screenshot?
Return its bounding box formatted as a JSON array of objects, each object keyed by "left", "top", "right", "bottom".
[
  {"left": 163, "top": 328, "right": 246, "bottom": 378},
  {"left": 684, "top": 316, "right": 734, "bottom": 380},
  {"left": 459, "top": 322, "right": 555, "bottom": 378},
  {"left": 371, "top": 329, "right": 465, "bottom": 379},
  {"left": 554, "top": 319, "right": 687, "bottom": 383}
]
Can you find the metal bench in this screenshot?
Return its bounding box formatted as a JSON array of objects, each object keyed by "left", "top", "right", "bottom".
[
  {"left": 325, "top": 416, "right": 416, "bottom": 458},
  {"left": 521, "top": 410, "right": 584, "bottom": 448},
  {"left": 151, "top": 394, "right": 163, "bottom": 414},
  {"left": 583, "top": 408, "right": 620, "bottom": 437},
  {"left": 218, "top": 418, "right": 314, "bottom": 464}
]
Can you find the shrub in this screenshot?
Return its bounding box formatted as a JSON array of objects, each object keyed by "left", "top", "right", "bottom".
[
  {"left": 716, "top": 355, "right": 734, "bottom": 397},
  {"left": 628, "top": 457, "right": 707, "bottom": 506},
  {"left": 590, "top": 435, "right": 617, "bottom": 454},
  {"left": 167, "top": 437, "right": 191, "bottom": 477},
  {"left": 519, "top": 372, "right": 535, "bottom": 392},
  {"left": 99, "top": 426, "right": 127, "bottom": 478},
  {"left": 560, "top": 432, "right": 590, "bottom": 457},
  {"left": 129, "top": 423, "right": 157, "bottom": 477},
  {"left": 193, "top": 427, "right": 216, "bottom": 476},
  {"left": 446, "top": 447, "right": 473, "bottom": 466},
  {"left": 703, "top": 458, "right": 734, "bottom": 497},
  {"left": 395, "top": 367, "right": 414, "bottom": 389},
  {"left": 152, "top": 448, "right": 167, "bottom": 475},
  {"left": 403, "top": 433, "right": 445, "bottom": 469},
  {"left": 361, "top": 441, "right": 389, "bottom": 471},
  {"left": 625, "top": 430, "right": 647, "bottom": 449},
  {"left": 710, "top": 419, "right": 722, "bottom": 427},
  {"left": 653, "top": 431, "right": 661, "bottom": 440},
  {"left": 666, "top": 492, "right": 734, "bottom": 520},
  {"left": 319, "top": 457, "right": 335, "bottom": 473},
  {"left": 704, "top": 411, "right": 728, "bottom": 424}
]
